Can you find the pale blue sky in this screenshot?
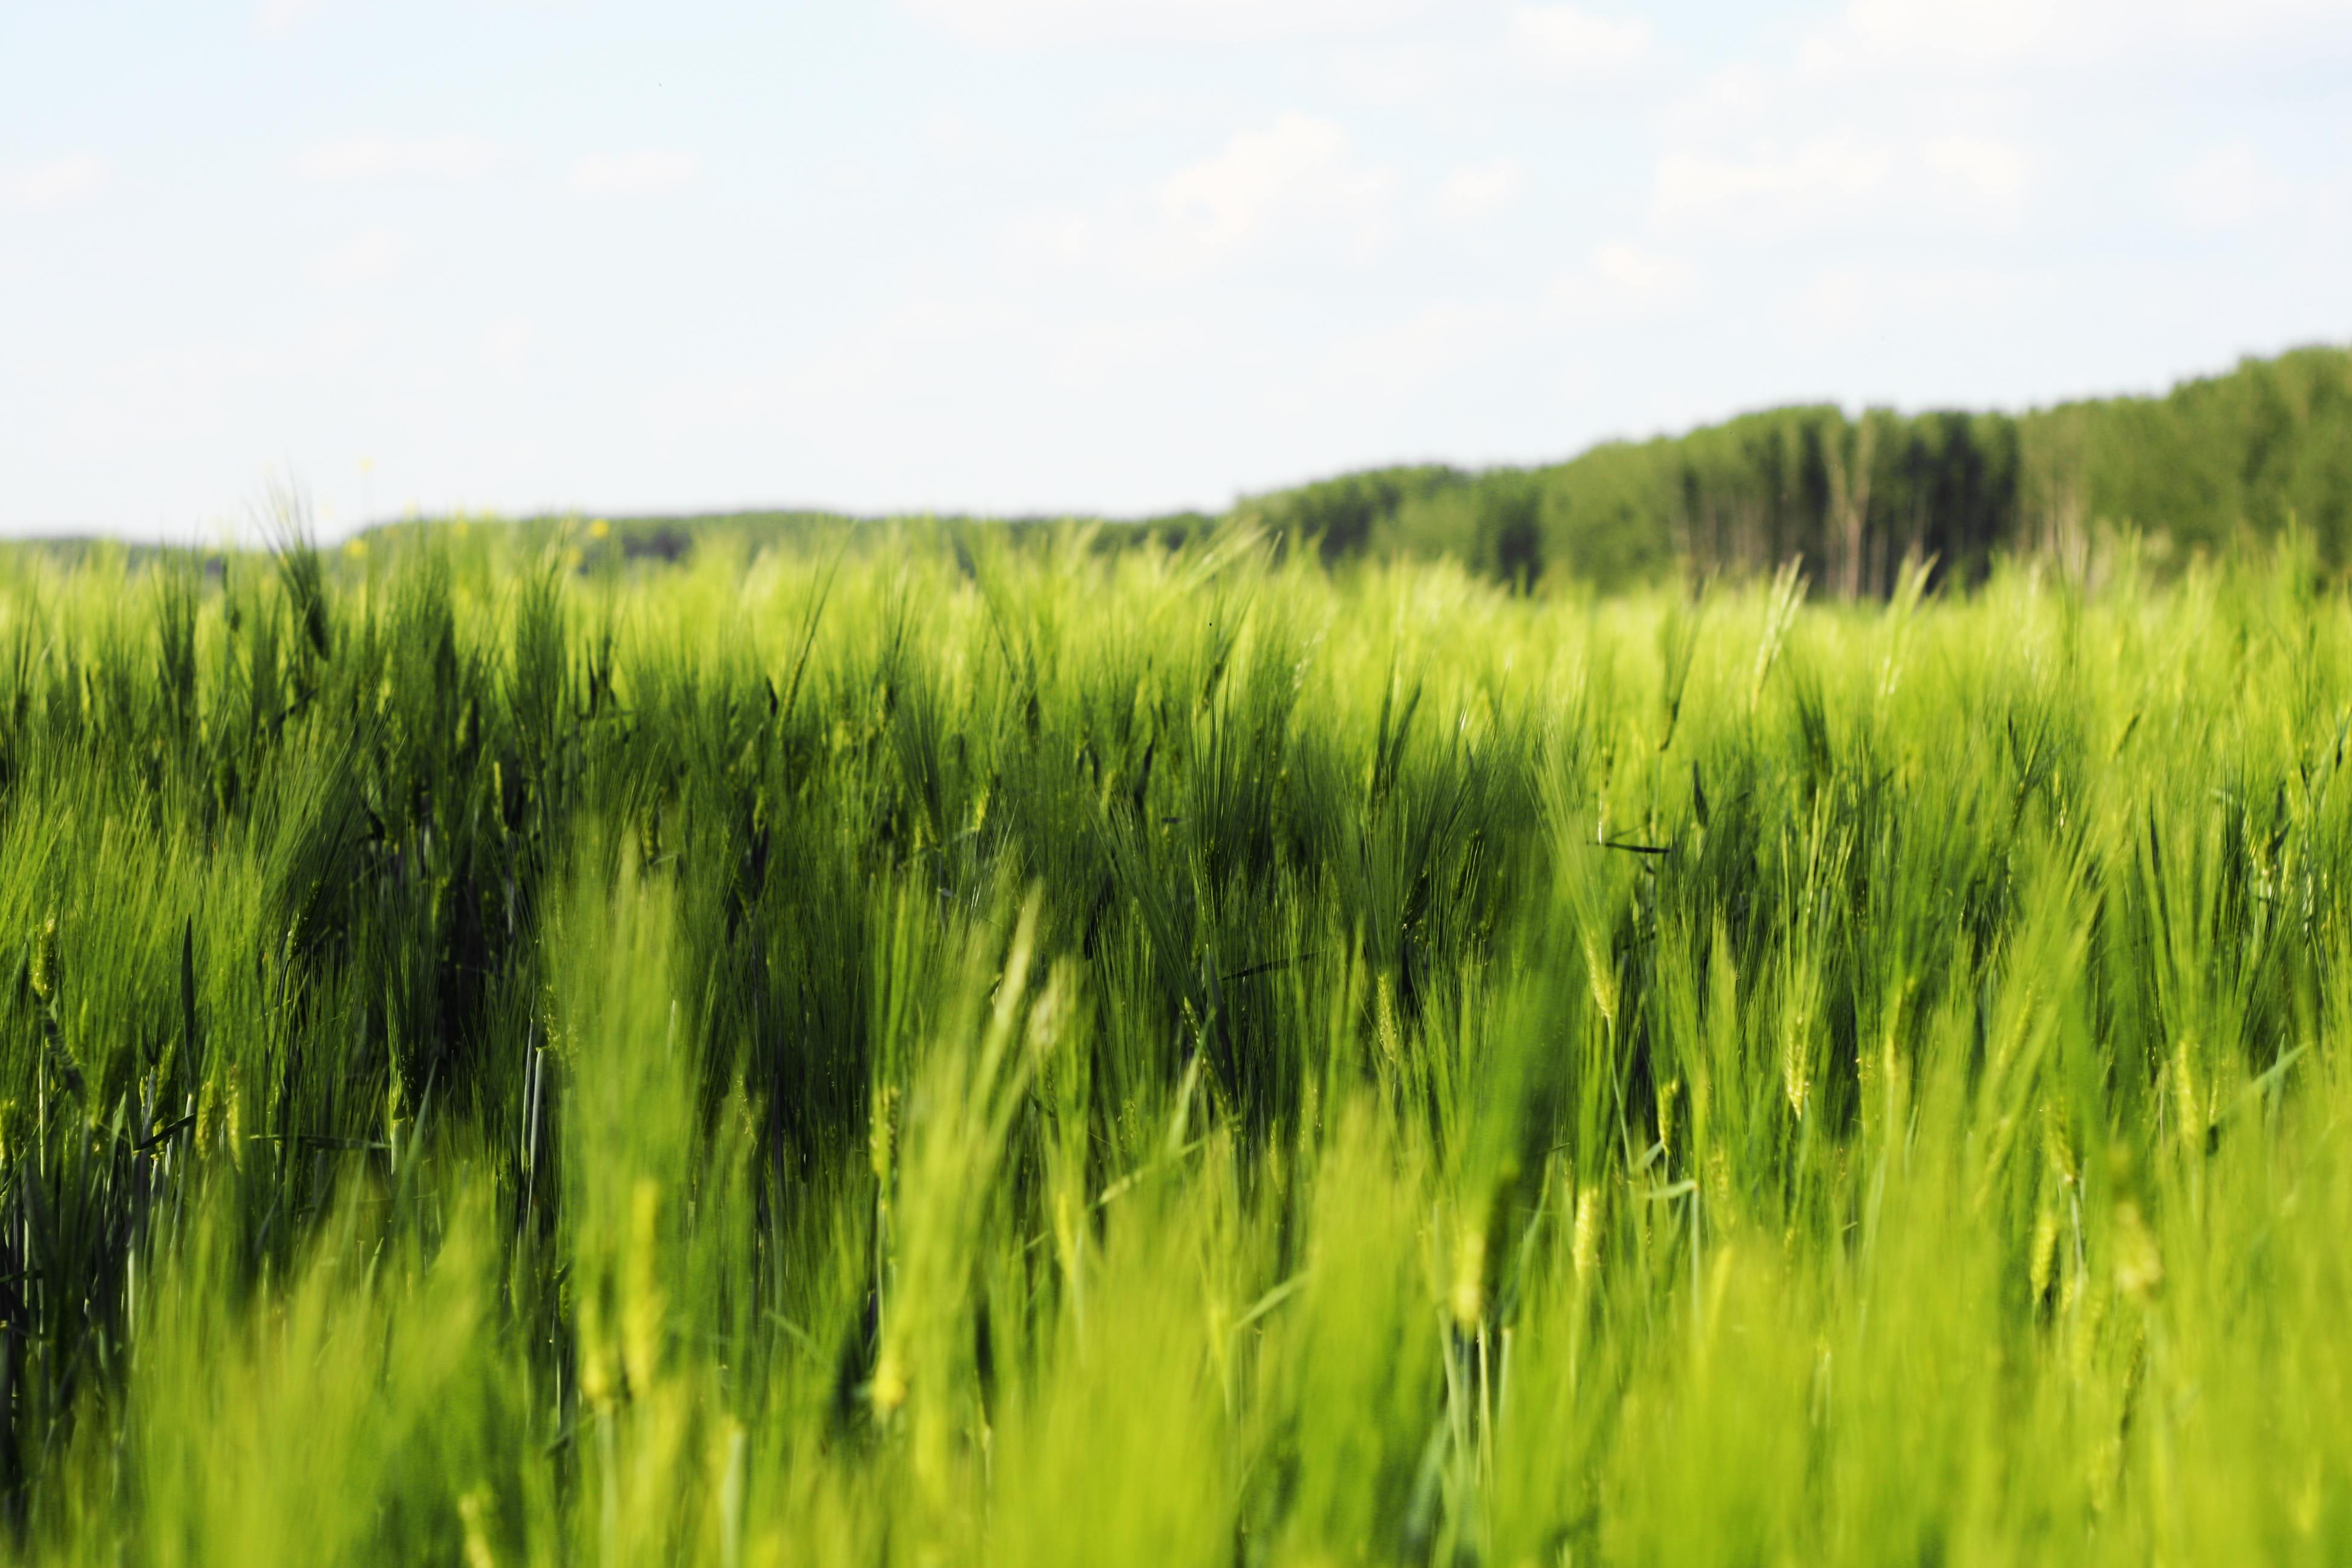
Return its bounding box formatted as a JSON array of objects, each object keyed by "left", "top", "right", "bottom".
[{"left": 4, "top": 0, "right": 2349, "bottom": 539}]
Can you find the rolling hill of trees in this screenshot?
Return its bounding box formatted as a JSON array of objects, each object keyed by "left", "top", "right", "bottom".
[
  {"left": 448, "top": 342, "right": 2352, "bottom": 598},
  {"left": 1227, "top": 342, "right": 2352, "bottom": 593}
]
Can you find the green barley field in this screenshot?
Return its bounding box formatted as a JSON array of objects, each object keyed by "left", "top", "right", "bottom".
[{"left": 2, "top": 519, "right": 2348, "bottom": 1564}]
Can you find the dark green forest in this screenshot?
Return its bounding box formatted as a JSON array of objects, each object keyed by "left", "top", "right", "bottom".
[
  {"left": 551, "top": 342, "right": 2352, "bottom": 596},
  {"left": 1233, "top": 342, "right": 2352, "bottom": 592}
]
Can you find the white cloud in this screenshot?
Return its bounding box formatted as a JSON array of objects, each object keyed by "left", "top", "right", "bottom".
[
  {"left": 305, "top": 314, "right": 377, "bottom": 362},
  {"left": 311, "top": 229, "right": 408, "bottom": 289},
  {"left": 569, "top": 151, "right": 701, "bottom": 197},
  {"left": 1547, "top": 241, "right": 1700, "bottom": 322},
  {"left": 2167, "top": 142, "right": 2302, "bottom": 230},
  {"left": 255, "top": 0, "right": 322, "bottom": 34},
  {"left": 1509, "top": 5, "right": 1651, "bottom": 74},
  {"left": 1011, "top": 113, "right": 1392, "bottom": 286},
  {"left": 1801, "top": 0, "right": 2352, "bottom": 75},
  {"left": 765, "top": 292, "right": 1033, "bottom": 406},
  {"left": 1924, "top": 136, "right": 2031, "bottom": 221},
  {"left": 1654, "top": 136, "right": 2037, "bottom": 236},
  {"left": 484, "top": 318, "right": 533, "bottom": 371},
  {"left": 1322, "top": 300, "right": 1513, "bottom": 396},
  {"left": 904, "top": 0, "right": 1436, "bottom": 45},
  {"left": 1154, "top": 113, "right": 1391, "bottom": 275},
  {"left": 1655, "top": 139, "right": 1895, "bottom": 230},
  {"left": 1802, "top": 0, "right": 2056, "bottom": 72},
  {"left": 1436, "top": 158, "right": 1525, "bottom": 221},
  {"left": 3, "top": 154, "right": 108, "bottom": 209},
  {"left": 916, "top": 105, "right": 978, "bottom": 160},
  {"left": 1047, "top": 317, "right": 1190, "bottom": 391},
  {"left": 1795, "top": 263, "right": 2034, "bottom": 335},
  {"left": 297, "top": 136, "right": 500, "bottom": 181},
  {"left": 1330, "top": 42, "right": 1451, "bottom": 108},
  {"left": 1658, "top": 64, "right": 1776, "bottom": 139},
  {"left": 1004, "top": 210, "right": 1102, "bottom": 273}
]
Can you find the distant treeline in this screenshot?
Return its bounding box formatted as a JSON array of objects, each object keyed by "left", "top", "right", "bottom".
[
  {"left": 1224, "top": 342, "right": 2352, "bottom": 594},
  {"left": 434, "top": 343, "right": 2352, "bottom": 598}
]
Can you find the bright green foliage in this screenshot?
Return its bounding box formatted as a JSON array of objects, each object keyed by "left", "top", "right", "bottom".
[
  {"left": 2, "top": 524, "right": 2351, "bottom": 1564},
  {"left": 441, "top": 344, "right": 2352, "bottom": 598},
  {"left": 1229, "top": 341, "right": 2352, "bottom": 591}
]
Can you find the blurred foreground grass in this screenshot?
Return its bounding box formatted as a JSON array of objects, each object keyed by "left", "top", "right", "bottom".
[{"left": 1, "top": 525, "right": 2349, "bottom": 1563}]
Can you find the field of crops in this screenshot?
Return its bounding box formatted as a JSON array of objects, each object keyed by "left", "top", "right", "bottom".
[{"left": 1, "top": 523, "right": 2348, "bottom": 1564}]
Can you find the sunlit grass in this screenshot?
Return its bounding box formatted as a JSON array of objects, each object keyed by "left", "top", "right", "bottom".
[{"left": 0, "top": 526, "right": 2345, "bottom": 1563}]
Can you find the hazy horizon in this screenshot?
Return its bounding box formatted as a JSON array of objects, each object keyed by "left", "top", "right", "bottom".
[{"left": 6, "top": 1, "right": 2349, "bottom": 541}]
